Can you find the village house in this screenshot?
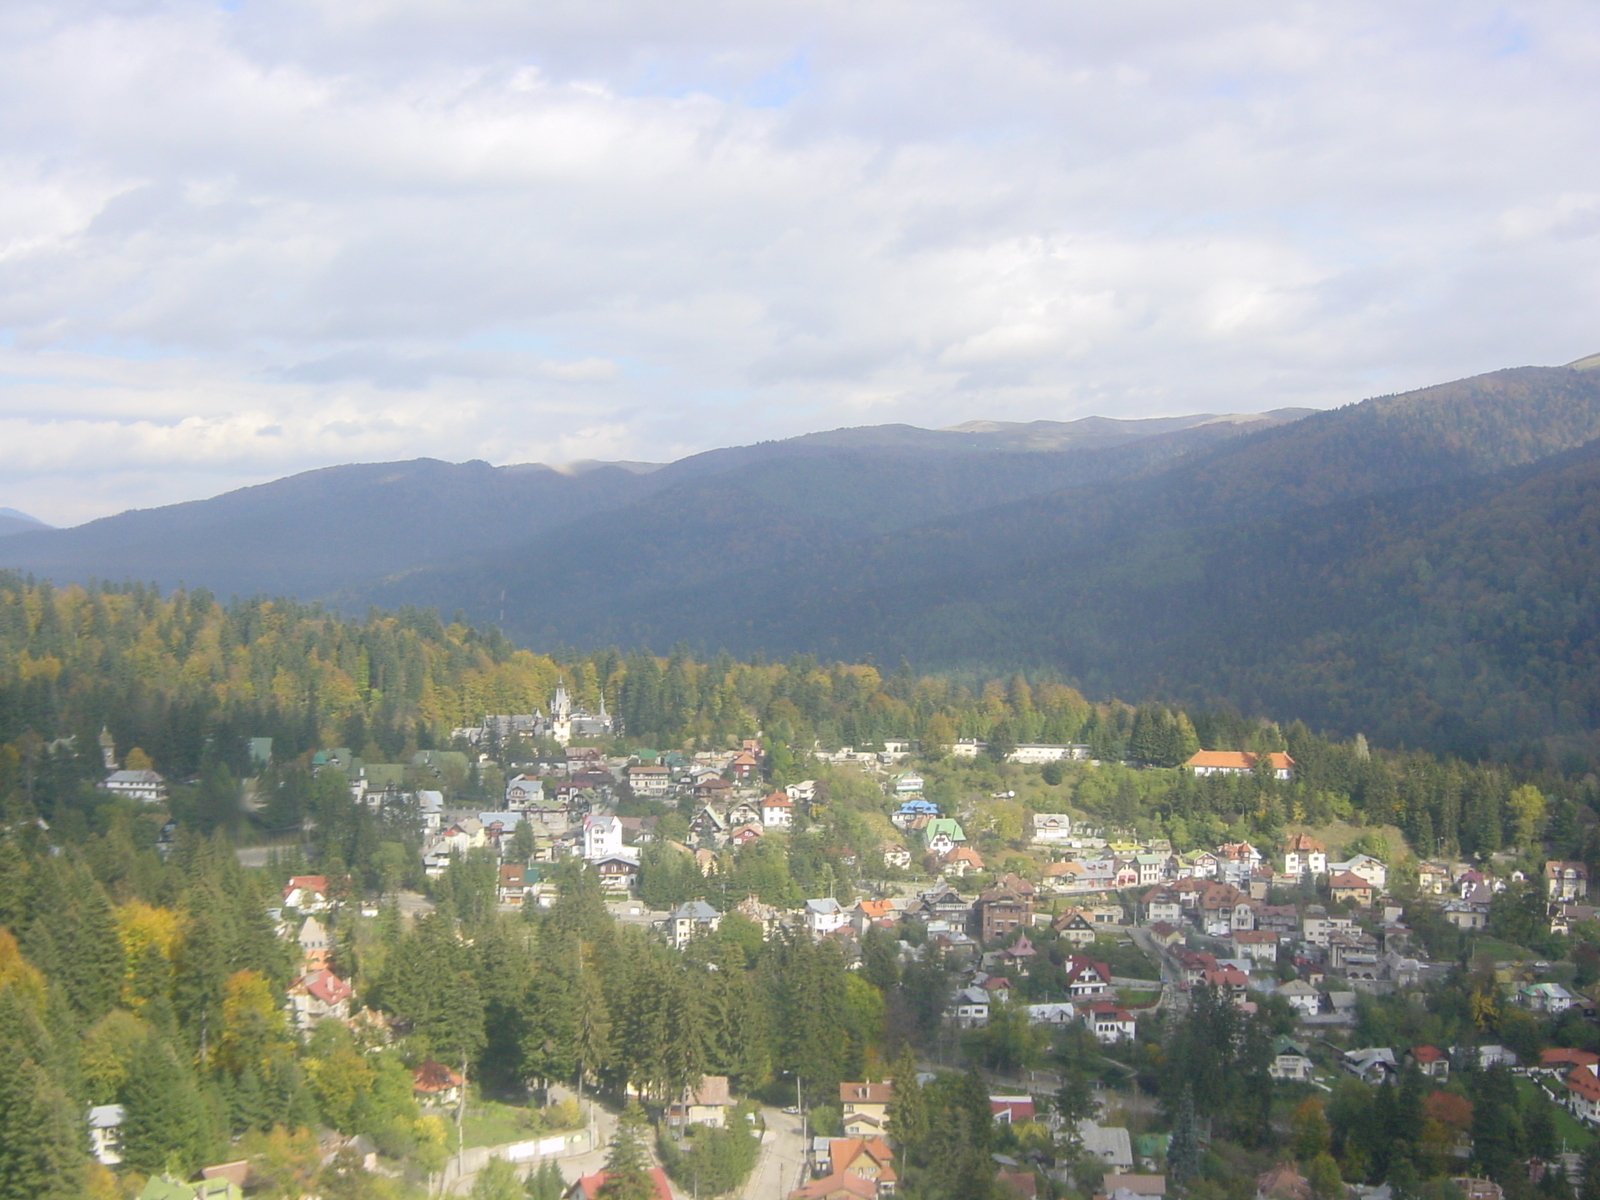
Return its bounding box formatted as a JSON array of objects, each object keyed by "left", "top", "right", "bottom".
[
  {"left": 990, "top": 1096, "right": 1035, "bottom": 1124},
  {"left": 1186, "top": 751, "right": 1295, "bottom": 780},
  {"left": 1276, "top": 979, "right": 1321, "bottom": 1016},
  {"left": 976, "top": 884, "right": 1033, "bottom": 942},
  {"left": 1410, "top": 1045, "right": 1450, "bottom": 1078},
  {"left": 87, "top": 1104, "right": 124, "bottom": 1166},
  {"left": 668, "top": 900, "right": 722, "bottom": 949},
  {"left": 1330, "top": 853, "right": 1389, "bottom": 892},
  {"left": 1568, "top": 1064, "right": 1600, "bottom": 1126},
  {"left": 283, "top": 876, "right": 330, "bottom": 913},
  {"left": 952, "top": 986, "right": 991, "bottom": 1029},
  {"left": 628, "top": 763, "right": 671, "bottom": 797},
  {"left": 1055, "top": 910, "right": 1099, "bottom": 947},
  {"left": 591, "top": 855, "right": 641, "bottom": 893},
  {"left": 879, "top": 842, "right": 911, "bottom": 870},
  {"left": 1231, "top": 929, "right": 1280, "bottom": 964},
  {"left": 806, "top": 898, "right": 847, "bottom": 938},
  {"left": 922, "top": 818, "right": 967, "bottom": 857},
  {"left": 1329, "top": 872, "right": 1376, "bottom": 907},
  {"left": 1267, "top": 1036, "right": 1314, "bottom": 1082},
  {"left": 582, "top": 814, "right": 627, "bottom": 861},
  {"left": 761, "top": 792, "right": 795, "bottom": 828},
  {"left": 828, "top": 1137, "right": 897, "bottom": 1193},
  {"left": 412, "top": 1060, "right": 464, "bottom": 1108},
  {"left": 938, "top": 846, "right": 986, "bottom": 877},
  {"left": 497, "top": 864, "right": 537, "bottom": 905},
  {"left": 1065, "top": 956, "right": 1114, "bottom": 998},
  {"left": 667, "top": 1075, "right": 730, "bottom": 1129},
  {"left": 1547, "top": 861, "right": 1589, "bottom": 902},
  {"left": 504, "top": 773, "right": 545, "bottom": 807},
  {"left": 840, "top": 1081, "right": 894, "bottom": 1138},
  {"left": 1087, "top": 1000, "right": 1137, "bottom": 1043},
  {"left": 102, "top": 768, "right": 169, "bottom": 803},
  {"left": 286, "top": 969, "right": 353, "bottom": 1032},
  {"left": 1031, "top": 813, "right": 1075, "bottom": 845},
  {"left": 1281, "top": 834, "right": 1327, "bottom": 877}
]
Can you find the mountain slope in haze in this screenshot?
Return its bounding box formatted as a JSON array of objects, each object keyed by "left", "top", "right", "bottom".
[
  {"left": 0, "top": 509, "right": 49, "bottom": 538},
  {"left": 368, "top": 360, "right": 1600, "bottom": 755},
  {"left": 0, "top": 408, "right": 1303, "bottom": 599}
]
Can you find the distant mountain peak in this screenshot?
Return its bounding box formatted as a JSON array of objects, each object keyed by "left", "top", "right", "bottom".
[
  {"left": 0, "top": 508, "right": 49, "bottom": 537},
  {"left": 1568, "top": 351, "right": 1600, "bottom": 372}
]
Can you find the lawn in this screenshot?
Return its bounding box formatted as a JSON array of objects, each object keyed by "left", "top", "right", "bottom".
[
  {"left": 1515, "top": 1078, "right": 1596, "bottom": 1153},
  {"left": 463, "top": 1100, "right": 533, "bottom": 1149}
]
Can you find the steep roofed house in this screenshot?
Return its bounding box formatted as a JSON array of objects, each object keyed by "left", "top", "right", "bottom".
[
  {"left": 1329, "top": 872, "right": 1376, "bottom": 907},
  {"left": 1282, "top": 834, "right": 1327, "bottom": 877},
  {"left": 1547, "top": 861, "right": 1589, "bottom": 902},
  {"left": 283, "top": 876, "right": 330, "bottom": 912},
  {"left": 1568, "top": 1064, "right": 1600, "bottom": 1126},
  {"left": 286, "top": 969, "right": 353, "bottom": 1032},
  {"left": 939, "top": 846, "right": 985, "bottom": 877},
  {"left": 1065, "top": 956, "right": 1113, "bottom": 998},
  {"left": 806, "top": 898, "right": 847, "bottom": 937},
  {"left": 1410, "top": 1045, "right": 1449, "bottom": 1077},
  {"left": 762, "top": 792, "right": 795, "bottom": 828},
  {"left": 1055, "top": 910, "right": 1098, "bottom": 948},
  {"left": 840, "top": 1081, "right": 894, "bottom": 1137},
  {"left": 412, "top": 1060, "right": 464, "bottom": 1108},
  {"left": 668, "top": 1075, "right": 731, "bottom": 1129}
]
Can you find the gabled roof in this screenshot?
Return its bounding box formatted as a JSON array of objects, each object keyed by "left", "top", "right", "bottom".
[
  {"left": 839, "top": 1081, "right": 894, "bottom": 1105},
  {"left": 575, "top": 1168, "right": 674, "bottom": 1200},
  {"left": 672, "top": 900, "right": 720, "bottom": 921},
  {"left": 412, "top": 1060, "right": 463, "bottom": 1093},
  {"left": 1329, "top": 871, "right": 1373, "bottom": 889}
]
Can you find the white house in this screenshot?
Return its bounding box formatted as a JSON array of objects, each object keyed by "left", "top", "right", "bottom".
[
  {"left": 1087, "top": 1001, "right": 1136, "bottom": 1044},
  {"left": 1330, "top": 854, "right": 1388, "bottom": 892},
  {"left": 583, "top": 813, "right": 626, "bottom": 861},
  {"left": 87, "top": 1105, "right": 124, "bottom": 1166},
  {"left": 1569, "top": 1065, "right": 1600, "bottom": 1126},
  {"left": 1520, "top": 983, "right": 1574, "bottom": 1014},
  {"left": 761, "top": 792, "right": 794, "bottom": 828},
  {"left": 1276, "top": 979, "right": 1321, "bottom": 1016},
  {"left": 1282, "top": 834, "right": 1327, "bottom": 878},
  {"left": 1268, "top": 1038, "right": 1314, "bottom": 1082},
  {"left": 505, "top": 773, "right": 544, "bottom": 808},
  {"left": 101, "top": 769, "right": 168, "bottom": 803},
  {"left": 952, "top": 986, "right": 990, "bottom": 1029},
  {"left": 628, "top": 764, "right": 671, "bottom": 797},
  {"left": 805, "top": 897, "right": 846, "bottom": 938},
  {"left": 1031, "top": 813, "right": 1075, "bottom": 845}
]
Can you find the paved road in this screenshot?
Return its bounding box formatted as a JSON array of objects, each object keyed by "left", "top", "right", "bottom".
[{"left": 741, "top": 1106, "right": 808, "bottom": 1200}]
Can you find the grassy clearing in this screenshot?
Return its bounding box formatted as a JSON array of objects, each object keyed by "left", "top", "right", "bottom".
[
  {"left": 1515, "top": 1078, "right": 1595, "bottom": 1152},
  {"left": 463, "top": 1100, "right": 533, "bottom": 1149}
]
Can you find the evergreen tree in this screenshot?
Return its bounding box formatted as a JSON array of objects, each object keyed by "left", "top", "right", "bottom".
[
  {"left": 598, "top": 1104, "right": 655, "bottom": 1200},
  {"left": 119, "top": 1035, "right": 208, "bottom": 1176},
  {"left": 0, "top": 1048, "right": 84, "bottom": 1200}
]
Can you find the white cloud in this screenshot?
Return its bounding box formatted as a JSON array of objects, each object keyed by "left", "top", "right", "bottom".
[{"left": 0, "top": 0, "right": 1598, "bottom": 524}]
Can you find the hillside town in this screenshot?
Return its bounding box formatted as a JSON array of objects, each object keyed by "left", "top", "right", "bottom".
[{"left": 92, "top": 688, "right": 1589, "bottom": 1200}]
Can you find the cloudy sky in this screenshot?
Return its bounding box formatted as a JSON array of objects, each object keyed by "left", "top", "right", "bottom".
[{"left": 2, "top": 1, "right": 1598, "bottom": 525}]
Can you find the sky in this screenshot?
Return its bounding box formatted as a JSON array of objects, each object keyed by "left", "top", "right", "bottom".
[{"left": 2, "top": 2, "right": 1599, "bottom": 526}]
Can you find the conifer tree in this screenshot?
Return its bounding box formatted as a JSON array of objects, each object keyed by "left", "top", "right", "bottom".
[
  {"left": 119, "top": 1034, "right": 208, "bottom": 1176},
  {"left": 598, "top": 1103, "right": 655, "bottom": 1200}
]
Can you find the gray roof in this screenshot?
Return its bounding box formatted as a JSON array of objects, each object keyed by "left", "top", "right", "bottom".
[
  {"left": 806, "top": 898, "right": 843, "bottom": 915},
  {"left": 673, "top": 901, "right": 720, "bottom": 921},
  {"left": 87, "top": 1104, "right": 124, "bottom": 1129}
]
